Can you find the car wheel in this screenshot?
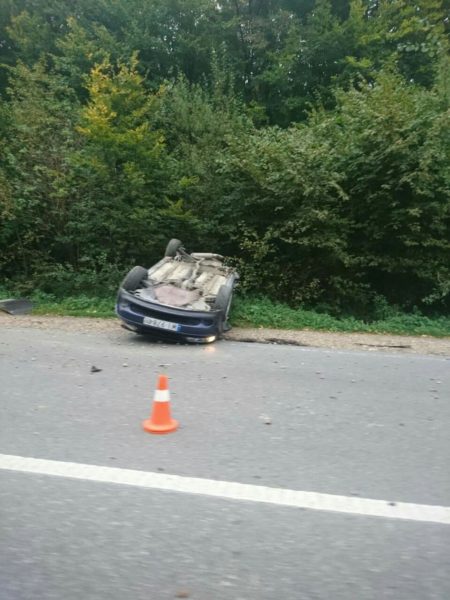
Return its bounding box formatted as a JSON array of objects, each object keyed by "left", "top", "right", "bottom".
[
  {"left": 214, "top": 284, "right": 234, "bottom": 333},
  {"left": 121, "top": 266, "right": 148, "bottom": 291},
  {"left": 164, "top": 239, "right": 183, "bottom": 257}
]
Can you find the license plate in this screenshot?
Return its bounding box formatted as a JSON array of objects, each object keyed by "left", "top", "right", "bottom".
[{"left": 143, "top": 316, "right": 180, "bottom": 332}]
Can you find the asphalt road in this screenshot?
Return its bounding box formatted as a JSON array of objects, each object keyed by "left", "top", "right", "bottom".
[{"left": 0, "top": 326, "right": 449, "bottom": 600}]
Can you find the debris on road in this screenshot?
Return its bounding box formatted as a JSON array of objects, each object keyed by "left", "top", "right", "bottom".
[
  {"left": 259, "top": 413, "right": 272, "bottom": 425},
  {"left": 0, "top": 298, "right": 33, "bottom": 315}
]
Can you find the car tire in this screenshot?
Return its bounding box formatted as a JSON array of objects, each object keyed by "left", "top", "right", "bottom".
[
  {"left": 164, "top": 239, "right": 183, "bottom": 257},
  {"left": 214, "top": 283, "right": 234, "bottom": 334},
  {"left": 121, "top": 266, "right": 148, "bottom": 291}
]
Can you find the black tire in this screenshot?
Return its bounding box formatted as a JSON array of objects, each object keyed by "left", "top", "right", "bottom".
[
  {"left": 120, "top": 266, "right": 148, "bottom": 291},
  {"left": 164, "top": 239, "right": 183, "bottom": 257},
  {"left": 214, "top": 283, "right": 234, "bottom": 333}
]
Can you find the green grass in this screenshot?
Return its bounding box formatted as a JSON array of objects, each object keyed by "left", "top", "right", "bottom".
[
  {"left": 32, "top": 297, "right": 116, "bottom": 318},
  {"left": 231, "top": 296, "right": 450, "bottom": 337},
  {"left": 1, "top": 291, "right": 116, "bottom": 319},
  {"left": 1, "top": 289, "right": 449, "bottom": 337}
]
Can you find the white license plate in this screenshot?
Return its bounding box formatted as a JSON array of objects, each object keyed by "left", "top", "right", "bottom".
[{"left": 143, "top": 316, "right": 180, "bottom": 332}]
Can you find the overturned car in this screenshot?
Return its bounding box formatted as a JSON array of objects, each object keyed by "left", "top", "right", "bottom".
[{"left": 116, "top": 239, "right": 239, "bottom": 343}]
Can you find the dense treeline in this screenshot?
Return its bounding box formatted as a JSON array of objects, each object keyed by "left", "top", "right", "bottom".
[{"left": 0, "top": 0, "right": 449, "bottom": 316}]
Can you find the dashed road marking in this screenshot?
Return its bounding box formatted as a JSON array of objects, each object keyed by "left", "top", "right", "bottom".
[{"left": 0, "top": 453, "right": 449, "bottom": 525}]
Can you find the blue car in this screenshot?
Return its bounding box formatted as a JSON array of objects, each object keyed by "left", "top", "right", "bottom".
[{"left": 116, "top": 239, "right": 239, "bottom": 343}]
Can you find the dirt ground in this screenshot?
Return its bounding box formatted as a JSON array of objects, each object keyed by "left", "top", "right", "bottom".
[{"left": 1, "top": 312, "right": 449, "bottom": 356}]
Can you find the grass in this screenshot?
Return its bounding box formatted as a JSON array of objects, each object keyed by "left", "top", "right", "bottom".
[
  {"left": 1, "top": 291, "right": 116, "bottom": 319},
  {"left": 1, "top": 289, "right": 449, "bottom": 337},
  {"left": 231, "top": 296, "right": 450, "bottom": 337}
]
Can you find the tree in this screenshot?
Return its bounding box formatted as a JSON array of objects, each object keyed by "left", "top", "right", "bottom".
[
  {"left": 342, "top": 0, "right": 449, "bottom": 87},
  {"left": 0, "top": 59, "right": 79, "bottom": 282},
  {"left": 71, "top": 55, "right": 177, "bottom": 269}
]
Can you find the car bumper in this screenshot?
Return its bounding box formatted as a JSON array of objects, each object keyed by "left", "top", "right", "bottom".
[{"left": 116, "top": 289, "right": 221, "bottom": 342}]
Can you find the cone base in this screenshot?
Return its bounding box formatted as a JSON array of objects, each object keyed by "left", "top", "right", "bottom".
[{"left": 142, "top": 418, "right": 179, "bottom": 434}]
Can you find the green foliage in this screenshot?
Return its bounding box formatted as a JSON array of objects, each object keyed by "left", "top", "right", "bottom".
[
  {"left": 2, "top": 286, "right": 449, "bottom": 336},
  {"left": 69, "top": 55, "right": 180, "bottom": 269},
  {"left": 0, "top": 289, "right": 116, "bottom": 318},
  {"left": 211, "top": 121, "right": 350, "bottom": 301},
  {"left": 210, "top": 69, "right": 450, "bottom": 312},
  {"left": 232, "top": 295, "right": 450, "bottom": 336},
  {"left": 54, "top": 16, "right": 122, "bottom": 98},
  {"left": 1, "top": 1, "right": 449, "bottom": 120},
  {"left": 0, "top": 1, "right": 449, "bottom": 319},
  {"left": 328, "top": 69, "right": 450, "bottom": 310},
  {"left": 153, "top": 75, "right": 253, "bottom": 248},
  {"left": 0, "top": 59, "right": 79, "bottom": 279}
]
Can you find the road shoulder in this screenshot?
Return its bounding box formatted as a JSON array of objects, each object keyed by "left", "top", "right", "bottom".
[{"left": 1, "top": 313, "right": 449, "bottom": 356}]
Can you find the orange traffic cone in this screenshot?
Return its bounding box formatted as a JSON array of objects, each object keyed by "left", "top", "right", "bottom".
[{"left": 142, "top": 374, "right": 179, "bottom": 434}]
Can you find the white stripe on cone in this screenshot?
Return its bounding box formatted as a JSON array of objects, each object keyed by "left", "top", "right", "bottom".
[{"left": 154, "top": 389, "right": 170, "bottom": 402}]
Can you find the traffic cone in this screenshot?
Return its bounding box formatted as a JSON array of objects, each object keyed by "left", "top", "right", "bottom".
[{"left": 142, "top": 374, "right": 178, "bottom": 434}]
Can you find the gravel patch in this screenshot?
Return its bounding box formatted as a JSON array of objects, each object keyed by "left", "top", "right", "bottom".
[{"left": 1, "top": 313, "right": 449, "bottom": 356}]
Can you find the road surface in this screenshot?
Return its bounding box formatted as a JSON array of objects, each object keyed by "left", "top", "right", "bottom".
[{"left": 0, "top": 325, "right": 449, "bottom": 599}]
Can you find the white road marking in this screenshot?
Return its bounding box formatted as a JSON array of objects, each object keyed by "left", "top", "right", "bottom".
[{"left": 0, "top": 453, "right": 449, "bottom": 525}]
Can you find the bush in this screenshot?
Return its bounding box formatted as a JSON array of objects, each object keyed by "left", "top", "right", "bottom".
[{"left": 207, "top": 70, "right": 450, "bottom": 315}]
